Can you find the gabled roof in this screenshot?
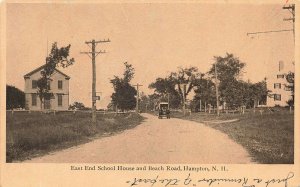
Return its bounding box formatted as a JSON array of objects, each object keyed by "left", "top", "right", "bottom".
[{"left": 24, "top": 64, "right": 70, "bottom": 79}]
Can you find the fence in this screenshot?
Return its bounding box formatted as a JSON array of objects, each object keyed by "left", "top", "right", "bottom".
[{"left": 171, "top": 106, "right": 293, "bottom": 116}]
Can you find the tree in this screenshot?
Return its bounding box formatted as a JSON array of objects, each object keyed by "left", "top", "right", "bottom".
[
  {"left": 149, "top": 66, "right": 202, "bottom": 110},
  {"left": 6, "top": 85, "right": 25, "bottom": 109},
  {"left": 193, "top": 78, "right": 216, "bottom": 111},
  {"left": 37, "top": 42, "right": 75, "bottom": 109},
  {"left": 110, "top": 62, "right": 137, "bottom": 111},
  {"left": 286, "top": 71, "right": 294, "bottom": 107},
  {"left": 206, "top": 53, "right": 269, "bottom": 109},
  {"left": 170, "top": 67, "right": 203, "bottom": 106},
  {"left": 209, "top": 53, "right": 245, "bottom": 82},
  {"left": 249, "top": 80, "right": 268, "bottom": 107},
  {"left": 148, "top": 93, "right": 161, "bottom": 110},
  {"left": 208, "top": 53, "right": 246, "bottom": 109},
  {"left": 221, "top": 80, "right": 250, "bottom": 108},
  {"left": 138, "top": 92, "right": 150, "bottom": 112},
  {"left": 69, "top": 102, "right": 86, "bottom": 110},
  {"left": 149, "top": 76, "right": 181, "bottom": 108}
]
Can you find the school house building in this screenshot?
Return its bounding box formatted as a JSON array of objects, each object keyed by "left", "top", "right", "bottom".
[{"left": 24, "top": 65, "right": 70, "bottom": 110}]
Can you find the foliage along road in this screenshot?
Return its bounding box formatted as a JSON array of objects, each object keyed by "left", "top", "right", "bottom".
[{"left": 24, "top": 113, "right": 252, "bottom": 163}]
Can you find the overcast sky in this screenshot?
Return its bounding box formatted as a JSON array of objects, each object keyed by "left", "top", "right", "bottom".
[{"left": 6, "top": 2, "right": 295, "bottom": 108}]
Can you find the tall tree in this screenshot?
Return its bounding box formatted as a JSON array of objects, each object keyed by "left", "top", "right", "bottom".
[
  {"left": 193, "top": 78, "right": 216, "bottom": 109},
  {"left": 207, "top": 53, "right": 269, "bottom": 109},
  {"left": 147, "top": 93, "right": 161, "bottom": 110},
  {"left": 149, "top": 76, "right": 181, "bottom": 108},
  {"left": 149, "top": 66, "right": 202, "bottom": 110},
  {"left": 221, "top": 80, "right": 251, "bottom": 108},
  {"left": 110, "top": 62, "right": 137, "bottom": 111},
  {"left": 209, "top": 53, "right": 245, "bottom": 82},
  {"left": 170, "top": 67, "right": 203, "bottom": 105},
  {"left": 6, "top": 85, "right": 25, "bottom": 109},
  {"left": 37, "top": 42, "right": 75, "bottom": 109},
  {"left": 208, "top": 53, "right": 246, "bottom": 109}
]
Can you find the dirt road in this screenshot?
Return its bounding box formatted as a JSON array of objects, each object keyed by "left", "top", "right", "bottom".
[{"left": 25, "top": 113, "right": 252, "bottom": 163}]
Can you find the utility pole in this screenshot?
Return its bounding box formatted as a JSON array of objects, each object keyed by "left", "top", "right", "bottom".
[
  {"left": 214, "top": 63, "right": 220, "bottom": 116},
  {"left": 133, "top": 83, "right": 143, "bottom": 113},
  {"left": 199, "top": 99, "right": 202, "bottom": 112},
  {"left": 167, "top": 93, "right": 170, "bottom": 110},
  {"left": 180, "top": 83, "right": 187, "bottom": 115},
  {"left": 247, "top": 4, "right": 295, "bottom": 43},
  {"left": 283, "top": 4, "right": 295, "bottom": 43},
  {"left": 81, "top": 39, "right": 110, "bottom": 124}
]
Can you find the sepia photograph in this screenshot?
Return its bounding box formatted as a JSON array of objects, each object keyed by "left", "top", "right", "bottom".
[
  {"left": 1, "top": 1, "right": 299, "bottom": 186},
  {"left": 4, "top": 1, "right": 295, "bottom": 164}
]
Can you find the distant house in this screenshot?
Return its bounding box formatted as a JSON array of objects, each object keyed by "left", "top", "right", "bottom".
[
  {"left": 265, "top": 61, "right": 294, "bottom": 107},
  {"left": 24, "top": 65, "right": 70, "bottom": 110}
]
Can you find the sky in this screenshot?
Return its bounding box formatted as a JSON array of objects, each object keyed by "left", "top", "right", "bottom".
[{"left": 6, "top": 2, "right": 295, "bottom": 108}]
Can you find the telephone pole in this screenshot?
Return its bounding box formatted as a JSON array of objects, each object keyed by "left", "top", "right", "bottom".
[
  {"left": 247, "top": 4, "right": 295, "bottom": 43},
  {"left": 214, "top": 63, "right": 220, "bottom": 116},
  {"left": 133, "top": 83, "right": 143, "bottom": 113},
  {"left": 180, "top": 83, "right": 187, "bottom": 115},
  {"left": 283, "top": 4, "right": 295, "bottom": 43},
  {"left": 81, "top": 39, "right": 110, "bottom": 124},
  {"left": 167, "top": 93, "right": 170, "bottom": 110}
]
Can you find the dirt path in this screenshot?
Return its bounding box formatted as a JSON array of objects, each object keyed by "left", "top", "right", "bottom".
[{"left": 25, "top": 113, "right": 252, "bottom": 163}]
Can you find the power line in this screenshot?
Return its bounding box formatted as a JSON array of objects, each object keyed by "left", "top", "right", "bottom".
[
  {"left": 80, "top": 39, "right": 110, "bottom": 124},
  {"left": 247, "top": 29, "right": 293, "bottom": 36},
  {"left": 246, "top": 4, "right": 295, "bottom": 42}
]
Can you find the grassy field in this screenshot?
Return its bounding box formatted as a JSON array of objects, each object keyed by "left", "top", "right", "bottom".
[
  {"left": 6, "top": 111, "right": 144, "bottom": 162},
  {"left": 171, "top": 109, "right": 294, "bottom": 164}
]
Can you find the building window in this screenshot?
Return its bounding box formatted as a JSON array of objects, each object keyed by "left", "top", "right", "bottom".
[
  {"left": 58, "top": 94, "right": 63, "bottom": 106},
  {"left": 277, "top": 74, "right": 285, "bottom": 79},
  {"left": 284, "top": 85, "right": 292, "bottom": 91},
  {"left": 58, "top": 80, "right": 63, "bottom": 89},
  {"left": 32, "top": 80, "right": 37, "bottom": 89},
  {"left": 274, "top": 83, "right": 281, "bottom": 89},
  {"left": 32, "top": 93, "right": 37, "bottom": 106},
  {"left": 274, "top": 94, "right": 281, "bottom": 101}
]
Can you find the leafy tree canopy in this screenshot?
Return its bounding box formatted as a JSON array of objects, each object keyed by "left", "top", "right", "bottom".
[
  {"left": 149, "top": 66, "right": 202, "bottom": 109},
  {"left": 37, "top": 42, "right": 75, "bottom": 109},
  {"left": 6, "top": 85, "right": 25, "bottom": 110},
  {"left": 192, "top": 53, "right": 267, "bottom": 109},
  {"left": 208, "top": 53, "right": 245, "bottom": 82},
  {"left": 110, "top": 62, "right": 137, "bottom": 111}
]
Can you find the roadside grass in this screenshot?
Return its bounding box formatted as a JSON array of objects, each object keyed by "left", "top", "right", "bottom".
[
  {"left": 6, "top": 111, "right": 144, "bottom": 162},
  {"left": 171, "top": 110, "right": 294, "bottom": 164}
]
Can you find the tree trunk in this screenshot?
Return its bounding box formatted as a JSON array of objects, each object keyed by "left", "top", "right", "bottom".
[{"left": 39, "top": 97, "right": 43, "bottom": 110}]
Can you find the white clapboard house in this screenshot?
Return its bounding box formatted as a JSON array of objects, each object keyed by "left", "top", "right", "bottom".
[
  {"left": 265, "top": 61, "right": 294, "bottom": 107},
  {"left": 24, "top": 65, "right": 70, "bottom": 110}
]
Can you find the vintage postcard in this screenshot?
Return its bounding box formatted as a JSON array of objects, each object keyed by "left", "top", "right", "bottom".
[{"left": 0, "top": 0, "right": 299, "bottom": 186}]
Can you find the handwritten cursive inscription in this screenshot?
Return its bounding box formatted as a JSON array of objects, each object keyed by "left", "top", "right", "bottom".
[{"left": 126, "top": 172, "right": 295, "bottom": 187}]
